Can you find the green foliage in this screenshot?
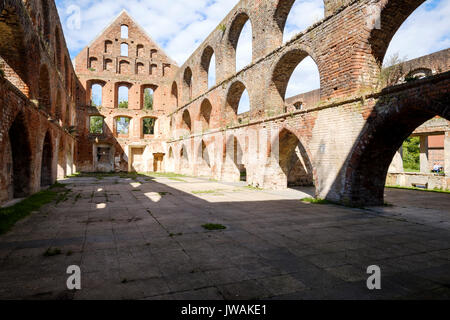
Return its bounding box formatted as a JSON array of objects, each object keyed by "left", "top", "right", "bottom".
[
  {"left": 89, "top": 116, "right": 103, "bottom": 134},
  {"left": 43, "top": 247, "right": 62, "bottom": 257},
  {"left": 379, "top": 53, "right": 407, "bottom": 88},
  {"left": 144, "top": 89, "right": 154, "bottom": 110},
  {"left": 403, "top": 136, "right": 420, "bottom": 172},
  {"left": 0, "top": 184, "right": 66, "bottom": 235},
  {"left": 143, "top": 118, "right": 155, "bottom": 135},
  {"left": 116, "top": 117, "right": 130, "bottom": 134},
  {"left": 118, "top": 100, "right": 128, "bottom": 109}
]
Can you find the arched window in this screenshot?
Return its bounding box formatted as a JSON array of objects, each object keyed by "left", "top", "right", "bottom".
[
  {"left": 136, "top": 62, "right": 145, "bottom": 75},
  {"left": 281, "top": 0, "right": 324, "bottom": 43},
  {"left": 91, "top": 84, "right": 102, "bottom": 106},
  {"left": 150, "top": 49, "right": 157, "bottom": 59},
  {"left": 182, "top": 109, "right": 192, "bottom": 132},
  {"left": 143, "top": 118, "right": 156, "bottom": 135},
  {"left": 121, "top": 43, "right": 129, "bottom": 57},
  {"left": 229, "top": 13, "right": 253, "bottom": 72},
  {"left": 150, "top": 64, "right": 157, "bottom": 75},
  {"left": 119, "top": 60, "right": 130, "bottom": 74},
  {"left": 104, "top": 58, "right": 113, "bottom": 71},
  {"left": 105, "top": 40, "right": 113, "bottom": 53},
  {"left": 143, "top": 87, "right": 154, "bottom": 110},
  {"left": 201, "top": 46, "right": 216, "bottom": 89},
  {"left": 200, "top": 99, "right": 212, "bottom": 131},
  {"left": 137, "top": 44, "right": 144, "bottom": 57},
  {"left": 183, "top": 67, "right": 193, "bottom": 101},
  {"left": 89, "top": 57, "right": 98, "bottom": 71},
  {"left": 121, "top": 25, "right": 129, "bottom": 38},
  {"left": 38, "top": 65, "right": 51, "bottom": 114},
  {"left": 118, "top": 85, "right": 129, "bottom": 109},
  {"left": 226, "top": 81, "right": 250, "bottom": 117},
  {"left": 116, "top": 117, "right": 131, "bottom": 135},
  {"left": 272, "top": 50, "right": 321, "bottom": 111},
  {"left": 90, "top": 116, "right": 104, "bottom": 134},
  {"left": 171, "top": 82, "right": 178, "bottom": 108}
]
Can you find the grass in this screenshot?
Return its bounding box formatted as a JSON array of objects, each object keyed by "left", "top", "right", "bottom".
[
  {"left": 300, "top": 197, "right": 332, "bottom": 205},
  {"left": 0, "top": 184, "right": 66, "bottom": 235},
  {"left": 245, "top": 185, "right": 263, "bottom": 191},
  {"left": 386, "top": 185, "right": 450, "bottom": 194},
  {"left": 169, "top": 177, "right": 187, "bottom": 182},
  {"left": 202, "top": 223, "right": 227, "bottom": 231}
]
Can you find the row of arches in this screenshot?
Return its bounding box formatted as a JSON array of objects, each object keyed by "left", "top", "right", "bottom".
[
  {"left": 4, "top": 112, "right": 74, "bottom": 201},
  {"left": 89, "top": 115, "right": 157, "bottom": 137},
  {"left": 166, "top": 127, "right": 314, "bottom": 190},
  {"left": 88, "top": 57, "right": 164, "bottom": 76}
]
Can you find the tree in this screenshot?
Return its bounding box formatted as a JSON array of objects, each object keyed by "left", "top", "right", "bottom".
[
  {"left": 403, "top": 136, "right": 420, "bottom": 172},
  {"left": 379, "top": 53, "right": 408, "bottom": 88},
  {"left": 118, "top": 100, "right": 128, "bottom": 109},
  {"left": 144, "top": 89, "right": 153, "bottom": 110},
  {"left": 143, "top": 118, "right": 155, "bottom": 135},
  {"left": 90, "top": 116, "right": 103, "bottom": 134}
]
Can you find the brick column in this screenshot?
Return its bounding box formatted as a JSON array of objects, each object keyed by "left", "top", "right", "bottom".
[{"left": 420, "top": 135, "right": 429, "bottom": 173}]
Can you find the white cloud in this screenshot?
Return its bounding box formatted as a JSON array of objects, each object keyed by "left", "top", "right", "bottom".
[{"left": 56, "top": 0, "right": 449, "bottom": 100}]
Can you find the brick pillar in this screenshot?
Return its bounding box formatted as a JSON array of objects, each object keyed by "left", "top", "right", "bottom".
[
  {"left": 420, "top": 135, "right": 429, "bottom": 173},
  {"left": 388, "top": 146, "right": 404, "bottom": 173}
]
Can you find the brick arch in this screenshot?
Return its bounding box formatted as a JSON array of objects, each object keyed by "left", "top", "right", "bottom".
[
  {"left": 8, "top": 112, "right": 32, "bottom": 198},
  {"left": 269, "top": 48, "right": 321, "bottom": 109},
  {"left": 225, "top": 80, "right": 251, "bottom": 119},
  {"left": 197, "top": 139, "right": 212, "bottom": 170},
  {"left": 38, "top": 64, "right": 51, "bottom": 114},
  {"left": 341, "top": 87, "right": 450, "bottom": 206},
  {"left": 86, "top": 79, "right": 107, "bottom": 106},
  {"left": 171, "top": 81, "right": 179, "bottom": 108},
  {"left": 40, "top": 130, "right": 53, "bottom": 187},
  {"left": 369, "top": 0, "right": 425, "bottom": 66},
  {"left": 181, "top": 109, "right": 192, "bottom": 133},
  {"left": 54, "top": 27, "right": 62, "bottom": 70},
  {"left": 266, "top": 126, "right": 315, "bottom": 189},
  {"left": 199, "top": 98, "right": 213, "bottom": 131},
  {"left": 200, "top": 45, "right": 215, "bottom": 91},
  {"left": 183, "top": 67, "right": 193, "bottom": 102},
  {"left": 225, "top": 10, "right": 254, "bottom": 73},
  {"left": 41, "top": 0, "right": 51, "bottom": 42}
]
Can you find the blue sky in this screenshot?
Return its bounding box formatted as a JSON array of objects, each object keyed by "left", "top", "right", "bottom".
[{"left": 57, "top": 0, "right": 450, "bottom": 103}]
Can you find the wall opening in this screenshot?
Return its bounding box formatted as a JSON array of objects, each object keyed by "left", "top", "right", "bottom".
[
  {"left": 118, "top": 85, "right": 129, "bottom": 108},
  {"left": 40, "top": 132, "right": 53, "bottom": 187},
  {"left": 183, "top": 67, "right": 193, "bottom": 101},
  {"left": 235, "top": 19, "right": 252, "bottom": 72},
  {"left": 90, "top": 116, "right": 104, "bottom": 134},
  {"left": 143, "top": 118, "right": 156, "bottom": 135},
  {"left": 8, "top": 113, "right": 31, "bottom": 198},
  {"left": 182, "top": 109, "right": 192, "bottom": 133},
  {"left": 121, "top": 25, "right": 129, "bottom": 39},
  {"left": 91, "top": 84, "right": 102, "bottom": 106},
  {"left": 116, "top": 117, "right": 131, "bottom": 136},
  {"left": 39, "top": 65, "right": 51, "bottom": 114},
  {"left": 200, "top": 99, "right": 212, "bottom": 131},
  {"left": 121, "top": 43, "right": 129, "bottom": 57},
  {"left": 143, "top": 87, "right": 154, "bottom": 110}
]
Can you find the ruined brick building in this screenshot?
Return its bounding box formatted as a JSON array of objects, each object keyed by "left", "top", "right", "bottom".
[{"left": 0, "top": 0, "right": 449, "bottom": 207}]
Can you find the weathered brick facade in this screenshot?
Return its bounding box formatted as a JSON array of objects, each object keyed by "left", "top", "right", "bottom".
[{"left": 0, "top": 0, "right": 449, "bottom": 206}]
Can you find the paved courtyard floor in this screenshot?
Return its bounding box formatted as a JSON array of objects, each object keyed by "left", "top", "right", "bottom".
[{"left": 0, "top": 175, "right": 449, "bottom": 300}]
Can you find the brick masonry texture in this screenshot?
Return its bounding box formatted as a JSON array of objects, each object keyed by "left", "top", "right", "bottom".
[{"left": 0, "top": 0, "right": 449, "bottom": 206}]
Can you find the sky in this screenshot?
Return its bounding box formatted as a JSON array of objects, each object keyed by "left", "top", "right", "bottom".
[{"left": 57, "top": 0, "right": 450, "bottom": 106}]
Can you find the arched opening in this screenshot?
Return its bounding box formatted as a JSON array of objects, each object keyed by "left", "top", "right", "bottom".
[
  {"left": 55, "top": 90, "right": 62, "bottom": 121},
  {"left": 89, "top": 57, "right": 98, "bottom": 70},
  {"left": 182, "top": 109, "right": 192, "bottom": 133},
  {"left": 65, "top": 104, "right": 71, "bottom": 126},
  {"left": 341, "top": 89, "right": 450, "bottom": 206},
  {"left": 121, "top": 25, "right": 129, "bottom": 39},
  {"left": 225, "top": 81, "right": 250, "bottom": 120},
  {"left": 41, "top": 131, "right": 53, "bottom": 187},
  {"left": 224, "top": 135, "right": 246, "bottom": 182},
  {"left": 54, "top": 27, "right": 62, "bottom": 69},
  {"left": 167, "top": 147, "right": 175, "bottom": 172},
  {"left": 8, "top": 113, "right": 32, "bottom": 198},
  {"left": 91, "top": 83, "right": 103, "bottom": 106},
  {"left": 137, "top": 44, "right": 144, "bottom": 57},
  {"left": 150, "top": 64, "right": 157, "bottom": 76},
  {"left": 42, "top": 0, "right": 51, "bottom": 41},
  {"left": 121, "top": 43, "right": 129, "bottom": 57},
  {"left": 57, "top": 137, "right": 66, "bottom": 179},
  {"left": 197, "top": 140, "right": 211, "bottom": 177},
  {"left": 200, "top": 46, "right": 216, "bottom": 89},
  {"left": 151, "top": 49, "right": 157, "bottom": 59},
  {"left": 272, "top": 49, "right": 320, "bottom": 112},
  {"left": 232, "top": 15, "right": 252, "bottom": 72},
  {"left": 90, "top": 116, "right": 104, "bottom": 134},
  {"left": 143, "top": 117, "right": 156, "bottom": 136},
  {"left": 115, "top": 116, "right": 131, "bottom": 136},
  {"left": 199, "top": 99, "right": 212, "bottom": 131},
  {"left": 142, "top": 86, "right": 156, "bottom": 110},
  {"left": 64, "top": 56, "right": 70, "bottom": 86},
  {"left": 118, "top": 84, "right": 129, "bottom": 108},
  {"left": 180, "top": 145, "right": 190, "bottom": 173},
  {"left": 276, "top": 0, "right": 325, "bottom": 44},
  {"left": 119, "top": 60, "right": 130, "bottom": 74},
  {"left": 105, "top": 40, "right": 113, "bottom": 53},
  {"left": 277, "top": 128, "right": 314, "bottom": 188},
  {"left": 183, "top": 67, "right": 193, "bottom": 101},
  {"left": 104, "top": 58, "right": 113, "bottom": 71},
  {"left": 171, "top": 81, "right": 179, "bottom": 108},
  {"left": 39, "top": 64, "right": 51, "bottom": 114},
  {"left": 136, "top": 62, "right": 145, "bottom": 75}
]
